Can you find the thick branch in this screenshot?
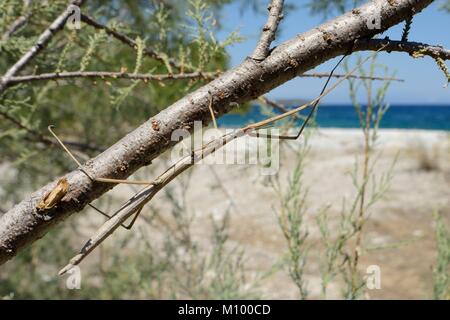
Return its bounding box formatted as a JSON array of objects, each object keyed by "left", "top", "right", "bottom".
[
  {"left": 59, "top": 53, "right": 378, "bottom": 272},
  {"left": 251, "top": 0, "right": 284, "bottom": 61},
  {"left": 0, "top": 0, "right": 436, "bottom": 265},
  {"left": 0, "top": 0, "right": 85, "bottom": 94}
]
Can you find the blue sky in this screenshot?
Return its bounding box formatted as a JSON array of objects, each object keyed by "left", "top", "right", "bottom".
[{"left": 218, "top": 1, "right": 450, "bottom": 105}]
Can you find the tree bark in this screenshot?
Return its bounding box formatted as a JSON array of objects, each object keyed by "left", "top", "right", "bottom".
[{"left": 0, "top": 0, "right": 440, "bottom": 265}]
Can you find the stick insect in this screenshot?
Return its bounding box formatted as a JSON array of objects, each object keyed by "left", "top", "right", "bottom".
[{"left": 53, "top": 45, "right": 386, "bottom": 275}]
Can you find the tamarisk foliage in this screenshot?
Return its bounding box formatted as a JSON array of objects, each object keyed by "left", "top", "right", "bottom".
[{"left": 0, "top": 0, "right": 449, "bottom": 281}]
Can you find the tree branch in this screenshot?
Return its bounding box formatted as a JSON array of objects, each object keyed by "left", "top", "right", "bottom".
[
  {"left": 59, "top": 51, "right": 378, "bottom": 273},
  {"left": 251, "top": 0, "right": 284, "bottom": 61},
  {"left": 0, "top": 110, "right": 104, "bottom": 154},
  {"left": 0, "top": 0, "right": 437, "bottom": 265},
  {"left": 4, "top": 71, "right": 221, "bottom": 87},
  {"left": 1, "top": 0, "right": 32, "bottom": 43},
  {"left": 258, "top": 96, "right": 305, "bottom": 121},
  {"left": 355, "top": 38, "right": 450, "bottom": 61},
  {"left": 80, "top": 13, "right": 185, "bottom": 72},
  {"left": 300, "top": 72, "right": 404, "bottom": 82},
  {"left": 0, "top": 0, "right": 85, "bottom": 95},
  {"left": 4, "top": 70, "right": 403, "bottom": 88}
]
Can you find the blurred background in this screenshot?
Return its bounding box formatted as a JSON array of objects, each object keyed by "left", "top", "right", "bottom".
[{"left": 0, "top": 0, "right": 449, "bottom": 299}]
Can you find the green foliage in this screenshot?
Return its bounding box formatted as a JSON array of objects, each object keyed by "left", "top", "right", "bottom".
[
  {"left": 434, "top": 57, "right": 450, "bottom": 85},
  {"left": 272, "top": 135, "right": 312, "bottom": 299},
  {"left": 0, "top": 0, "right": 240, "bottom": 206},
  {"left": 432, "top": 211, "right": 450, "bottom": 300},
  {"left": 79, "top": 30, "right": 108, "bottom": 72},
  {"left": 0, "top": 226, "right": 80, "bottom": 299},
  {"left": 316, "top": 207, "right": 355, "bottom": 298},
  {"left": 0, "top": 175, "right": 260, "bottom": 299},
  {"left": 271, "top": 55, "right": 398, "bottom": 300},
  {"left": 340, "top": 55, "right": 397, "bottom": 299},
  {"left": 0, "top": 0, "right": 255, "bottom": 299},
  {"left": 1, "top": 0, "right": 447, "bottom": 301}
]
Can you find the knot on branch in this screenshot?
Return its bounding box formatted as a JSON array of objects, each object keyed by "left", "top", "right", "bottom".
[{"left": 35, "top": 178, "right": 70, "bottom": 221}]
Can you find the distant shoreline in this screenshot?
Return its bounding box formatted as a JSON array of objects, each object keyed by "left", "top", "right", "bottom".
[
  {"left": 218, "top": 105, "right": 450, "bottom": 131},
  {"left": 317, "top": 104, "right": 450, "bottom": 107},
  {"left": 214, "top": 127, "right": 450, "bottom": 134}
]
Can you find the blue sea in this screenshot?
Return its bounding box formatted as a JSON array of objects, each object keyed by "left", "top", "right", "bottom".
[{"left": 217, "top": 105, "right": 450, "bottom": 131}]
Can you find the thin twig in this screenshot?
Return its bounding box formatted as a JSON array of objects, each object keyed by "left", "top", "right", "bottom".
[
  {"left": 4, "top": 71, "right": 220, "bottom": 88},
  {"left": 207, "top": 92, "right": 218, "bottom": 129},
  {"left": 0, "top": 110, "right": 102, "bottom": 154},
  {"left": 1, "top": 0, "right": 32, "bottom": 42},
  {"left": 80, "top": 13, "right": 185, "bottom": 72},
  {"left": 48, "top": 126, "right": 155, "bottom": 186},
  {"left": 355, "top": 38, "right": 450, "bottom": 61},
  {"left": 0, "top": 0, "right": 85, "bottom": 94},
  {"left": 258, "top": 96, "right": 304, "bottom": 121},
  {"left": 251, "top": 0, "right": 284, "bottom": 61},
  {"left": 4, "top": 71, "right": 401, "bottom": 88},
  {"left": 300, "top": 73, "right": 404, "bottom": 82},
  {"left": 401, "top": 16, "right": 413, "bottom": 42},
  {"left": 254, "top": 51, "right": 350, "bottom": 140},
  {"left": 258, "top": 69, "right": 405, "bottom": 122}
]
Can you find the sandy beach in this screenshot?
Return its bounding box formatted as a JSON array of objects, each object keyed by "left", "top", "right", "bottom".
[
  {"left": 1, "top": 128, "right": 449, "bottom": 299},
  {"left": 80, "top": 128, "right": 448, "bottom": 299}
]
